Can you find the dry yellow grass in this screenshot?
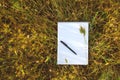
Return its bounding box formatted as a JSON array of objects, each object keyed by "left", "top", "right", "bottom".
[{"left": 0, "top": 0, "right": 120, "bottom": 80}]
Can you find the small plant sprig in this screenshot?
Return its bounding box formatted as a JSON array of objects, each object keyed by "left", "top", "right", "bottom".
[
  {"left": 79, "top": 26, "right": 86, "bottom": 43},
  {"left": 65, "top": 58, "right": 68, "bottom": 63}
]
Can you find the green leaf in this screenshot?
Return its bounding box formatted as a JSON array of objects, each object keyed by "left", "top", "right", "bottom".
[
  {"left": 12, "top": 1, "right": 22, "bottom": 11},
  {"left": 45, "top": 56, "right": 51, "bottom": 63}
]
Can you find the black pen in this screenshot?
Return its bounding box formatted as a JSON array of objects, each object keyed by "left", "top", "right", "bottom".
[{"left": 60, "top": 40, "right": 77, "bottom": 55}]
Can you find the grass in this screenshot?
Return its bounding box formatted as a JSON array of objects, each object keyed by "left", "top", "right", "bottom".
[{"left": 0, "top": 0, "right": 120, "bottom": 80}]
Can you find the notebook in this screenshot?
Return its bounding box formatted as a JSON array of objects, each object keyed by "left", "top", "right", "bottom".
[{"left": 57, "top": 22, "right": 89, "bottom": 65}]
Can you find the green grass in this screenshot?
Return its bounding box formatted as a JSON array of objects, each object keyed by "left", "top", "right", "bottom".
[{"left": 0, "top": 0, "right": 120, "bottom": 80}]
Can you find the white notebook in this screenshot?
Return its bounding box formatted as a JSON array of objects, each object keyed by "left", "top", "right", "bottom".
[{"left": 57, "top": 22, "right": 89, "bottom": 65}]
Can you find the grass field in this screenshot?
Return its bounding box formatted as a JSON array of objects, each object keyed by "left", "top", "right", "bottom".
[{"left": 0, "top": 0, "right": 120, "bottom": 80}]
